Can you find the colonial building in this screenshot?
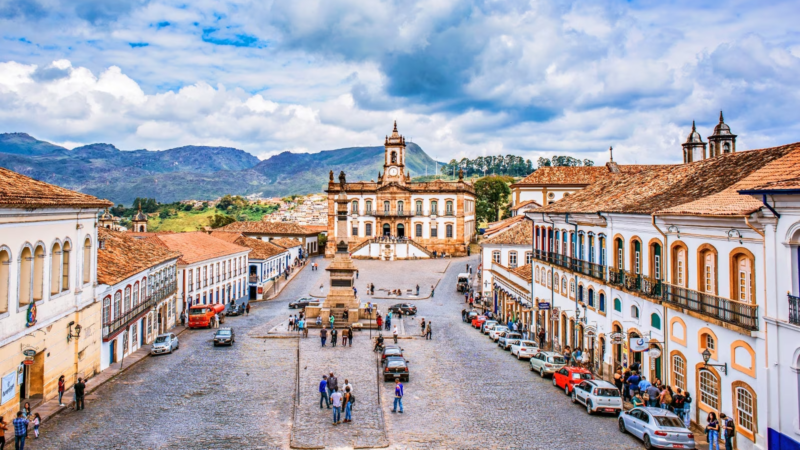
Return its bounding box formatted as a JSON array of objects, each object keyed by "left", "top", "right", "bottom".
[
  {"left": 96, "top": 228, "right": 180, "bottom": 370},
  {"left": 479, "top": 215, "right": 533, "bottom": 308},
  {"left": 219, "top": 221, "right": 320, "bottom": 255},
  {"left": 0, "top": 167, "right": 110, "bottom": 422},
  {"left": 325, "top": 122, "right": 477, "bottom": 258},
  {"left": 209, "top": 231, "right": 290, "bottom": 301}
]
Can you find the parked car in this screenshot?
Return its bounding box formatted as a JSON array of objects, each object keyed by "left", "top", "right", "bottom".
[
  {"left": 498, "top": 332, "right": 522, "bottom": 350},
  {"left": 510, "top": 340, "right": 538, "bottom": 359},
  {"left": 489, "top": 326, "right": 509, "bottom": 341},
  {"left": 383, "top": 356, "right": 410, "bottom": 382},
  {"left": 213, "top": 327, "right": 235, "bottom": 346},
  {"left": 226, "top": 302, "right": 245, "bottom": 316},
  {"left": 381, "top": 345, "right": 404, "bottom": 364},
  {"left": 388, "top": 303, "right": 417, "bottom": 316},
  {"left": 571, "top": 380, "right": 623, "bottom": 415},
  {"left": 553, "top": 366, "right": 594, "bottom": 395},
  {"left": 471, "top": 315, "right": 487, "bottom": 329},
  {"left": 151, "top": 333, "right": 179, "bottom": 355},
  {"left": 618, "top": 407, "right": 696, "bottom": 449},
  {"left": 480, "top": 320, "right": 498, "bottom": 334},
  {"left": 529, "top": 351, "right": 567, "bottom": 378},
  {"left": 464, "top": 311, "right": 479, "bottom": 323},
  {"left": 289, "top": 297, "right": 320, "bottom": 309}
]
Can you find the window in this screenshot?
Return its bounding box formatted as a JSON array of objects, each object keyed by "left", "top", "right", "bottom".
[
  {"left": 0, "top": 249, "right": 9, "bottom": 313},
  {"left": 366, "top": 223, "right": 373, "bottom": 236},
  {"left": 599, "top": 236, "right": 606, "bottom": 266},
  {"left": 614, "top": 298, "right": 622, "bottom": 312},
  {"left": 705, "top": 334, "right": 715, "bottom": 350},
  {"left": 672, "top": 354, "right": 686, "bottom": 390},
  {"left": 525, "top": 251, "right": 533, "bottom": 265},
  {"left": 50, "top": 242, "right": 61, "bottom": 295},
  {"left": 509, "top": 251, "right": 518, "bottom": 268},
  {"left": 446, "top": 224, "right": 453, "bottom": 238},
  {"left": 616, "top": 238, "right": 623, "bottom": 269},
  {"left": 599, "top": 293, "right": 605, "bottom": 312},
  {"left": 570, "top": 280, "right": 575, "bottom": 296},
  {"left": 352, "top": 225, "right": 358, "bottom": 237},
  {"left": 578, "top": 285, "right": 584, "bottom": 303},
  {"left": 60, "top": 241, "right": 71, "bottom": 292},
  {"left": 737, "top": 256, "right": 753, "bottom": 303},
  {"left": 579, "top": 233, "right": 585, "bottom": 260},
  {"left": 133, "top": 282, "right": 139, "bottom": 306},
  {"left": 633, "top": 240, "right": 641, "bottom": 274},
  {"left": 365, "top": 200, "right": 372, "bottom": 213},
  {"left": 588, "top": 288, "right": 594, "bottom": 307},
  {"left": 384, "top": 201, "right": 390, "bottom": 212},
  {"left": 535, "top": 267, "right": 540, "bottom": 282},
  {"left": 113, "top": 291, "right": 122, "bottom": 320},
  {"left": 547, "top": 270, "right": 552, "bottom": 287},
  {"left": 676, "top": 249, "right": 686, "bottom": 286},
  {"left": 351, "top": 200, "right": 358, "bottom": 213},
  {"left": 141, "top": 280, "right": 146, "bottom": 303},
  {"left": 188, "top": 270, "right": 193, "bottom": 291},
  {"left": 124, "top": 287, "right": 131, "bottom": 313},
  {"left": 216, "top": 263, "right": 220, "bottom": 283},
  {"left": 431, "top": 201, "right": 438, "bottom": 215},
  {"left": 415, "top": 224, "right": 423, "bottom": 237},
  {"left": 735, "top": 387, "right": 755, "bottom": 434},
  {"left": 415, "top": 200, "right": 422, "bottom": 214},
  {"left": 446, "top": 201, "right": 454, "bottom": 214},
  {"left": 492, "top": 251, "right": 501, "bottom": 264},
  {"left": 589, "top": 235, "right": 595, "bottom": 263},
  {"left": 397, "top": 201, "right": 404, "bottom": 212},
  {"left": 704, "top": 255, "right": 715, "bottom": 293},
  {"left": 103, "top": 296, "right": 111, "bottom": 325},
  {"left": 651, "top": 313, "right": 661, "bottom": 329},
  {"left": 83, "top": 238, "right": 91, "bottom": 284},
  {"left": 631, "top": 305, "right": 639, "bottom": 319},
  {"left": 562, "top": 276, "right": 567, "bottom": 293},
  {"left": 699, "top": 369, "right": 719, "bottom": 410},
  {"left": 203, "top": 267, "right": 207, "bottom": 287},
  {"left": 431, "top": 227, "right": 437, "bottom": 238}
]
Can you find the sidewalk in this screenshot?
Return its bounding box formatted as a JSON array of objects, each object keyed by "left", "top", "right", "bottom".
[
  {"left": 259, "top": 260, "right": 309, "bottom": 302},
  {"left": 5, "top": 324, "right": 187, "bottom": 442}
]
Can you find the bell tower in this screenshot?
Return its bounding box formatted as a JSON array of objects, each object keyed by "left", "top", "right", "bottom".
[
  {"left": 382, "top": 121, "right": 407, "bottom": 185},
  {"left": 707, "top": 111, "right": 736, "bottom": 158},
  {"left": 682, "top": 121, "right": 707, "bottom": 164},
  {"left": 132, "top": 202, "right": 148, "bottom": 232}
]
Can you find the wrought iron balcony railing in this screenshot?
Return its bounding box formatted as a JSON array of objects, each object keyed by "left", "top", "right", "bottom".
[
  {"left": 102, "top": 282, "right": 176, "bottom": 340},
  {"left": 607, "top": 268, "right": 662, "bottom": 299},
  {"left": 789, "top": 294, "right": 800, "bottom": 325},
  {"left": 662, "top": 283, "right": 759, "bottom": 331},
  {"left": 369, "top": 210, "right": 414, "bottom": 217}
]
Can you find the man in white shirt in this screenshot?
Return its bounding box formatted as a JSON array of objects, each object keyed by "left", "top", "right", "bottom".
[
  {"left": 330, "top": 388, "right": 343, "bottom": 425},
  {"left": 392, "top": 325, "right": 398, "bottom": 344}
]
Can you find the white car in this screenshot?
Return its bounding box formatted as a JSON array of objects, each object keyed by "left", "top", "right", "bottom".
[
  {"left": 529, "top": 351, "right": 568, "bottom": 378},
  {"left": 481, "top": 320, "right": 498, "bottom": 334},
  {"left": 510, "top": 340, "right": 539, "bottom": 359},
  {"left": 571, "top": 380, "right": 623, "bottom": 415},
  {"left": 151, "top": 333, "right": 179, "bottom": 355},
  {"left": 498, "top": 332, "right": 522, "bottom": 350},
  {"left": 489, "top": 326, "right": 508, "bottom": 341}
]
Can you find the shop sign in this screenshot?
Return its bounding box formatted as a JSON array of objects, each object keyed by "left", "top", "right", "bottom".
[
  {"left": 610, "top": 333, "right": 624, "bottom": 344},
  {"left": 648, "top": 348, "right": 662, "bottom": 359},
  {"left": 552, "top": 307, "right": 560, "bottom": 316},
  {"left": 1, "top": 372, "right": 15, "bottom": 405},
  {"left": 538, "top": 302, "right": 550, "bottom": 310},
  {"left": 22, "top": 350, "right": 35, "bottom": 357},
  {"left": 629, "top": 337, "right": 649, "bottom": 352}
]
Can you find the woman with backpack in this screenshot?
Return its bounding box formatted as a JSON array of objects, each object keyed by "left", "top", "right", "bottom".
[
  {"left": 343, "top": 387, "right": 354, "bottom": 423},
  {"left": 683, "top": 391, "right": 693, "bottom": 428}
]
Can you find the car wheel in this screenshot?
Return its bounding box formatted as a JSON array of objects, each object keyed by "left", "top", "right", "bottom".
[
  {"left": 516, "top": 353, "right": 521, "bottom": 360},
  {"left": 539, "top": 368, "right": 546, "bottom": 378},
  {"left": 169, "top": 347, "right": 173, "bottom": 354},
  {"left": 552, "top": 377, "right": 558, "bottom": 387},
  {"left": 564, "top": 385, "right": 571, "bottom": 396},
  {"left": 213, "top": 342, "right": 217, "bottom": 347},
  {"left": 643, "top": 435, "right": 653, "bottom": 450},
  {"left": 530, "top": 365, "right": 534, "bottom": 372},
  {"left": 618, "top": 419, "right": 626, "bottom": 434},
  {"left": 571, "top": 391, "right": 578, "bottom": 403},
  {"left": 586, "top": 401, "right": 593, "bottom": 415}
]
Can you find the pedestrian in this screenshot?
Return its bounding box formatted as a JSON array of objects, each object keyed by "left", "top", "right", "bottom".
[
  {"left": 721, "top": 412, "right": 735, "bottom": 450},
  {"left": 12, "top": 412, "right": 28, "bottom": 450},
  {"left": 683, "top": 391, "right": 693, "bottom": 428},
  {"left": 392, "top": 325, "right": 398, "bottom": 344},
  {"left": 331, "top": 328, "right": 338, "bottom": 347},
  {"left": 343, "top": 379, "right": 353, "bottom": 395},
  {"left": 31, "top": 413, "right": 40, "bottom": 439},
  {"left": 430, "top": 285, "right": 434, "bottom": 297},
  {"left": 0, "top": 416, "right": 7, "bottom": 449},
  {"left": 391, "top": 379, "right": 404, "bottom": 413},
  {"left": 330, "top": 388, "right": 343, "bottom": 425},
  {"left": 348, "top": 326, "right": 354, "bottom": 346},
  {"left": 57, "top": 375, "right": 66, "bottom": 406},
  {"left": 246, "top": 302, "right": 250, "bottom": 315},
  {"left": 319, "top": 375, "right": 330, "bottom": 409},
  {"left": 628, "top": 371, "right": 641, "bottom": 400},
  {"left": 646, "top": 383, "right": 660, "bottom": 408},
  {"left": 343, "top": 387, "right": 353, "bottom": 423},
  {"left": 320, "top": 328, "right": 328, "bottom": 347},
  {"left": 298, "top": 318, "right": 304, "bottom": 335},
  {"left": 631, "top": 392, "right": 645, "bottom": 407},
  {"left": 74, "top": 377, "right": 86, "bottom": 411},
  {"left": 660, "top": 385, "right": 673, "bottom": 410},
  {"left": 341, "top": 328, "right": 348, "bottom": 346},
  {"left": 376, "top": 314, "right": 383, "bottom": 329},
  {"left": 288, "top": 315, "right": 294, "bottom": 331},
  {"left": 706, "top": 412, "right": 720, "bottom": 450},
  {"left": 420, "top": 318, "right": 426, "bottom": 337},
  {"left": 538, "top": 328, "right": 546, "bottom": 348},
  {"left": 328, "top": 373, "right": 338, "bottom": 398},
  {"left": 213, "top": 312, "right": 220, "bottom": 328},
  {"left": 672, "top": 388, "right": 686, "bottom": 419},
  {"left": 320, "top": 284, "right": 324, "bottom": 294},
  {"left": 416, "top": 284, "right": 420, "bottom": 296},
  {"left": 180, "top": 310, "right": 186, "bottom": 326},
  {"left": 425, "top": 322, "right": 432, "bottom": 340},
  {"left": 356, "top": 270, "right": 359, "bottom": 279}
]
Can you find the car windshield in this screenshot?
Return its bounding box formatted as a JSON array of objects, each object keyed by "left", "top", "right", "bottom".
[
  {"left": 654, "top": 416, "right": 685, "bottom": 428},
  {"left": 189, "top": 308, "right": 210, "bottom": 316},
  {"left": 506, "top": 333, "right": 521, "bottom": 339},
  {"left": 495, "top": 327, "right": 507, "bottom": 332},
  {"left": 387, "top": 360, "right": 406, "bottom": 367},
  {"left": 216, "top": 330, "right": 231, "bottom": 336},
  {"left": 595, "top": 388, "right": 620, "bottom": 397},
  {"left": 385, "top": 349, "right": 401, "bottom": 355},
  {"left": 549, "top": 356, "right": 567, "bottom": 364},
  {"left": 519, "top": 341, "right": 536, "bottom": 347},
  {"left": 154, "top": 336, "right": 169, "bottom": 343},
  {"left": 572, "top": 373, "right": 592, "bottom": 380}
]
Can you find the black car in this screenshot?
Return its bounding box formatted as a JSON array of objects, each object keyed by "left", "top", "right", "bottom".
[
  {"left": 288, "top": 297, "right": 320, "bottom": 309},
  {"left": 388, "top": 303, "right": 417, "bottom": 316},
  {"left": 226, "top": 302, "right": 245, "bottom": 316},
  {"left": 213, "top": 328, "right": 235, "bottom": 346},
  {"left": 383, "top": 356, "right": 410, "bottom": 382},
  {"left": 464, "top": 311, "right": 478, "bottom": 323},
  {"left": 381, "top": 345, "right": 404, "bottom": 364}
]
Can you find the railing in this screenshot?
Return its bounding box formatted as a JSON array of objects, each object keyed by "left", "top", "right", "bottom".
[
  {"left": 102, "top": 282, "right": 176, "bottom": 340},
  {"left": 443, "top": 211, "right": 455, "bottom": 216},
  {"left": 790, "top": 294, "right": 800, "bottom": 325},
  {"left": 532, "top": 251, "right": 606, "bottom": 282},
  {"left": 607, "top": 268, "right": 662, "bottom": 299},
  {"left": 368, "top": 210, "right": 414, "bottom": 217},
  {"left": 662, "top": 283, "right": 759, "bottom": 331}
]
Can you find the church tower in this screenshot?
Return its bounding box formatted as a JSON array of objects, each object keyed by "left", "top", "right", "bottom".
[
  {"left": 99, "top": 209, "right": 115, "bottom": 229},
  {"left": 381, "top": 121, "right": 407, "bottom": 185},
  {"left": 682, "top": 121, "right": 707, "bottom": 164},
  {"left": 132, "top": 202, "right": 148, "bottom": 232},
  {"left": 707, "top": 111, "right": 736, "bottom": 158}
]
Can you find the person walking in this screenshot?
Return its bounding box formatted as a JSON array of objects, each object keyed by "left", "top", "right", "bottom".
[
  {"left": 347, "top": 326, "right": 354, "bottom": 347},
  {"left": 420, "top": 318, "right": 426, "bottom": 337},
  {"left": 330, "top": 388, "right": 343, "bottom": 425},
  {"left": 706, "top": 412, "right": 720, "bottom": 450},
  {"left": 213, "top": 312, "right": 220, "bottom": 329},
  {"left": 320, "top": 328, "right": 328, "bottom": 347},
  {"left": 392, "top": 325, "right": 398, "bottom": 344},
  {"left": 538, "top": 328, "right": 546, "bottom": 349},
  {"left": 31, "top": 414, "right": 40, "bottom": 439},
  {"left": 329, "top": 315, "right": 335, "bottom": 330},
  {"left": 683, "top": 391, "right": 693, "bottom": 428},
  {"left": 331, "top": 328, "right": 338, "bottom": 347},
  {"left": 376, "top": 314, "right": 383, "bottom": 330},
  {"left": 74, "top": 377, "right": 86, "bottom": 411},
  {"left": 721, "top": 412, "right": 735, "bottom": 450},
  {"left": 416, "top": 284, "right": 420, "bottom": 296},
  {"left": 245, "top": 302, "right": 251, "bottom": 315},
  {"left": 319, "top": 375, "right": 331, "bottom": 409},
  {"left": 343, "top": 387, "right": 353, "bottom": 423},
  {"left": 425, "top": 321, "right": 432, "bottom": 340},
  {"left": 430, "top": 285, "right": 435, "bottom": 298},
  {"left": 328, "top": 373, "right": 338, "bottom": 398},
  {"left": 57, "top": 375, "right": 66, "bottom": 406},
  {"left": 391, "top": 379, "right": 404, "bottom": 413},
  {"left": 288, "top": 316, "right": 294, "bottom": 331},
  {"left": 12, "top": 412, "right": 28, "bottom": 450},
  {"left": 341, "top": 328, "right": 348, "bottom": 347},
  {"left": 0, "top": 416, "right": 7, "bottom": 449}
]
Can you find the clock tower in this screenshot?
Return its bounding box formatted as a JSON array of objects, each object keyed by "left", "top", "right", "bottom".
[{"left": 382, "top": 121, "right": 407, "bottom": 185}]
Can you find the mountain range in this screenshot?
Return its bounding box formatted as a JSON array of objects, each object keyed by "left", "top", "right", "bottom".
[{"left": 0, "top": 132, "right": 442, "bottom": 205}]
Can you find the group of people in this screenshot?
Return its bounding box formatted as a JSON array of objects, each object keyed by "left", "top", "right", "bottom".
[
  {"left": 614, "top": 366, "right": 693, "bottom": 426},
  {"left": 288, "top": 314, "right": 310, "bottom": 337},
  {"left": 319, "top": 373, "right": 355, "bottom": 424},
  {"left": 310, "top": 262, "right": 320, "bottom": 271},
  {"left": 0, "top": 404, "right": 41, "bottom": 449},
  {"left": 419, "top": 317, "right": 432, "bottom": 340},
  {"left": 320, "top": 325, "right": 355, "bottom": 347},
  {"left": 561, "top": 346, "right": 591, "bottom": 368}
]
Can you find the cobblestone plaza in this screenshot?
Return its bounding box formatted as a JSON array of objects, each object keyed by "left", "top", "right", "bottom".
[{"left": 31, "top": 256, "right": 644, "bottom": 449}]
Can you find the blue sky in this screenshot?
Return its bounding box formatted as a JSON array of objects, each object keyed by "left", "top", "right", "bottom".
[{"left": 0, "top": 0, "right": 799, "bottom": 164}]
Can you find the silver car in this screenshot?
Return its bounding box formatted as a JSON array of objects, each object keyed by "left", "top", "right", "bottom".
[
  {"left": 510, "top": 340, "right": 539, "bottom": 359},
  {"left": 498, "top": 332, "right": 522, "bottom": 350},
  {"left": 481, "top": 320, "right": 498, "bottom": 334},
  {"left": 489, "top": 326, "right": 508, "bottom": 341},
  {"left": 529, "top": 351, "right": 567, "bottom": 378},
  {"left": 618, "top": 407, "right": 696, "bottom": 449},
  {"left": 151, "top": 333, "right": 179, "bottom": 355},
  {"left": 571, "top": 380, "right": 623, "bottom": 415}
]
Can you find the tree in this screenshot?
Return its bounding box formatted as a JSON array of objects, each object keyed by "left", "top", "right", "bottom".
[
  {"left": 208, "top": 214, "right": 236, "bottom": 229},
  {"left": 474, "top": 175, "right": 512, "bottom": 223}
]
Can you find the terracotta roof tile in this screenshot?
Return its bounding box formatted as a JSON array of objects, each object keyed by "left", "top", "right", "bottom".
[
  {"left": 147, "top": 232, "right": 250, "bottom": 265},
  {"left": 270, "top": 238, "right": 303, "bottom": 249},
  {"left": 219, "top": 221, "right": 319, "bottom": 236},
  {"left": 0, "top": 167, "right": 112, "bottom": 209},
  {"left": 302, "top": 225, "right": 328, "bottom": 234},
  {"left": 207, "top": 231, "right": 243, "bottom": 243},
  {"left": 483, "top": 218, "right": 533, "bottom": 245},
  {"left": 511, "top": 264, "right": 533, "bottom": 283},
  {"left": 483, "top": 215, "right": 526, "bottom": 237},
  {"left": 209, "top": 231, "right": 287, "bottom": 260},
  {"left": 511, "top": 164, "right": 655, "bottom": 187},
  {"left": 510, "top": 199, "right": 541, "bottom": 211},
  {"left": 97, "top": 228, "right": 181, "bottom": 286}
]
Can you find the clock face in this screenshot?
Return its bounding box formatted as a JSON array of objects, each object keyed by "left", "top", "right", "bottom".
[{"left": 388, "top": 167, "right": 399, "bottom": 176}]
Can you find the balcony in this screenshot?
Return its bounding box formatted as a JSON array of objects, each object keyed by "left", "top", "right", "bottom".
[
  {"left": 369, "top": 209, "right": 414, "bottom": 217},
  {"left": 608, "top": 268, "right": 662, "bottom": 299},
  {"left": 443, "top": 211, "right": 455, "bottom": 217},
  {"left": 532, "top": 250, "right": 606, "bottom": 283},
  {"left": 662, "top": 283, "right": 759, "bottom": 331},
  {"left": 790, "top": 294, "right": 800, "bottom": 325},
  {"left": 102, "top": 282, "right": 176, "bottom": 340}
]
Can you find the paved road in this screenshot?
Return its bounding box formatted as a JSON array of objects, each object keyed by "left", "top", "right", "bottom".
[{"left": 30, "top": 255, "right": 643, "bottom": 449}]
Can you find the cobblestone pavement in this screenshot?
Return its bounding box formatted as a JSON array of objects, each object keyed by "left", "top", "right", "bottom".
[{"left": 29, "top": 255, "right": 643, "bottom": 449}]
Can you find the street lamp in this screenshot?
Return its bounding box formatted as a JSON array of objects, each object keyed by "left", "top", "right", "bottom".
[{"left": 701, "top": 349, "right": 727, "bottom": 375}]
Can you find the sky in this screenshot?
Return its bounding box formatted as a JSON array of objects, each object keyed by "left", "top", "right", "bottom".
[{"left": 0, "top": 0, "right": 799, "bottom": 164}]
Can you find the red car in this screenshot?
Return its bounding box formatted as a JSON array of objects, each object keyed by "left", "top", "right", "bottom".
[
  {"left": 471, "top": 315, "right": 487, "bottom": 329},
  {"left": 552, "top": 366, "right": 594, "bottom": 395}
]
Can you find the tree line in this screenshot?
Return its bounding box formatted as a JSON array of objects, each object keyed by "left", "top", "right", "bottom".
[{"left": 439, "top": 155, "right": 534, "bottom": 177}]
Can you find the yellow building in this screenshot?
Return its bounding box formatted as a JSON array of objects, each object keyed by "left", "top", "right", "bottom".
[{"left": 0, "top": 167, "right": 111, "bottom": 421}]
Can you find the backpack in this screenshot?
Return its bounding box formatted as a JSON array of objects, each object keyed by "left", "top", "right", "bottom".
[
  {"left": 349, "top": 392, "right": 356, "bottom": 405},
  {"left": 726, "top": 418, "right": 735, "bottom": 432},
  {"left": 664, "top": 393, "right": 673, "bottom": 404}
]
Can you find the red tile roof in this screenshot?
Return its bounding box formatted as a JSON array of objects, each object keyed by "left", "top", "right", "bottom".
[
  {"left": 147, "top": 231, "right": 250, "bottom": 265},
  {"left": 0, "top": 167, "right": 112, "bottom": 209},
  {"left": 483, "top": 218, "right": 533, "bottom": 245},
  {"left": 510, "top": 199, "right": 541, "bottom": 211},
  {"left": 97, "top": 228, "right": 181, "bottom": 286},
  {"left": 511, "top": 264, "right": 533, "bottom": 283},
  {"left": 511, "top": 164, "right": 655, "bottom": 187},
  {"left": 219, "top": 221, "right": 319, "bottom": 236},
  {"left": 302, "top": 225, "right": 328, "bottom": 234},
  {"left": 270, "top": 238, "right": 303, "bottom": 249},
  {"left": 483, "top": 215, "right": 526, "bottom": 237},
  {"left": 209, "top": 232, "right": 287, "bottom": 260}
]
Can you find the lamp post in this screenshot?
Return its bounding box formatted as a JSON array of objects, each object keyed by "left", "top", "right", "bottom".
[
  {"left": 574, "top": 308, "right": 581, "bottom": 361},
  {"left": 701, "top": 349, "right": 727, "bottom": 375}
]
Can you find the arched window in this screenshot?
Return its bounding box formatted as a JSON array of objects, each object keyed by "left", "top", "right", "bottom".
[
  {"left": 732, "top": 251, "right": 754, "bottom": 303},
  {"left": 651, "top": 313, "right": 661, "bottom": 329},
  {"left": 445, "top": 201, "right": 454, "bottom": 214},
  {"left": 430, "top": 200, "right": 438, "bottom": 215},
  {"left": 33, "top": 245, "right": 44, "bottom": 302},
  {"left": 50, "top": 241, "right": 62, "bottom": 295},
  {"left": 588, "top": 233, "right": 595, "bottom": 263},
  {"left": 124, "top": 287, "right": 131, "bottom": 313},
  {"left": 599, "top": 235, "right": 606, "bottom": 266},
  {"left": 365, "top": 200, "right": 372, "bottom": 213},
  {"left": 614, "top": 298, "right": 622, "bottom": 312},
  {"left": 562, "top": 231, "right": 568, "bottom": 255},
  {"left": 351, "top": 200, "right": 358, "bottom": 213},
  {"left": 391, "top": 151, "right": 397, "bottom": 163},
  {"left": 415, "top": 200, "right": 422, "bottom": 214},
  {"left": 141, "top": 279, "right": 147, "bottom": 302},
  {"left": 578, "top": 285, "right": 584, "bottom": 302},
  {"left": 562, "top": 276, "right": 567, "bottom": 293},
  {"left": 554, "top": 231, "right": 560, "bottom": 254},
  {"left": 83, "top": 238, "right": 91, "bottom": 284},
  {"left": 631, "top": 305, "right": 639, "bottom": 319},
  {"left": 113, "top": 291, "right": 122, "bottom": 320},
  {"left": 672, "top": 245, "right": 687, "bottom": 287},
  {"left": 133, "top": 282, "right": 139, "bottom": 306},
  {"left": 446, "top": 224, "right": 454, "bottom": 239},
  {"left": 672, "top": 353, "right": 686, "bottom": 390},
  {"left": 103, "top": 295, "right": 111, "bottom": 325},
  {"left": 397, "top": 201, "right": 404, "bottom": 212},
  {"left": 62, "top": 241, "right": 71, "bottom": 292},
  {"left": 723, "top": 142, "right": 731, "bottom": 153},
  {"left": 588, "top": 288, "right": 595, "bottom": 307},
  {"left": 0, "top": 248, "right": 9, "bottom": 313},
  {"left": 578, "top": 232, "right": 585, "bottom": 260},
  {"left": 492, "top": 251, "right": 501, "bottom": 263},
  {"left": 569, "top": 280, "right": 575, "bottom": 297},
  {"left": 734, "top": 385, "right": 756, "bottom": 437},
  {"left": 632, "top": 239, "right": 642, "bottom": 274},
  {"left": 546, "top": 270, "right": 552, "bottom": 287},
  {"left": 649, "top": 241, "right": 662, "bottom": 280},
  {"left": 535, "top": 267, "right": 540, "bottom": 282},
  {"left": 615, "top": 237, "right": 624, "bottom": 269},
  {"left": 599, "top": 293, "right": 606, "bottom": 312},
  {"left": 699, "top": 368, "right": 720, "bottom": 411}
]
